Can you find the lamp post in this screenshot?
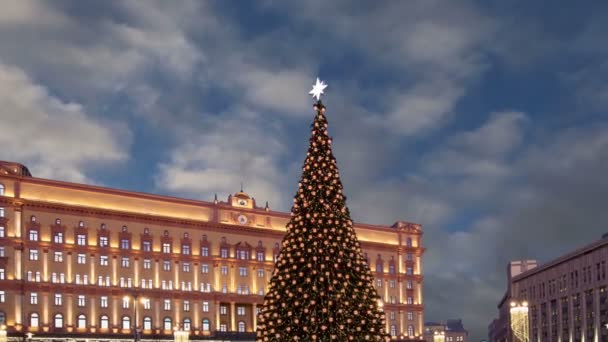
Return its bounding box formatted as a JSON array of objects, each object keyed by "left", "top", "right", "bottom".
[
  {"left": 510, "top": 301, "right": 529, "bottom": 342},
  {"left": 25, "top": 332, "right": 33, "bottom": 342},
  {"left": 124, "top": 294, "right": 145, "bottom": 342}
]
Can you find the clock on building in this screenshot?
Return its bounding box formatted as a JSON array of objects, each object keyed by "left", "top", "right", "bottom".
[
  {"left": 238, "top": 199, "right": 247, "bottom": 206},
  {"left": 237, "top": 214, "right": 248, "bottom": 225}
]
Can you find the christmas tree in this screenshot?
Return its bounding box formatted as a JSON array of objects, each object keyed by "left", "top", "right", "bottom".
[{"left": 256, "top": 79, "right": 389, "bottom": 341}]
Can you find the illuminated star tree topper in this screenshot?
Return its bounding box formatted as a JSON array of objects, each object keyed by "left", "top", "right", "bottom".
[{"left": 309, "top": 77, "right": 328, "bottom": 101}]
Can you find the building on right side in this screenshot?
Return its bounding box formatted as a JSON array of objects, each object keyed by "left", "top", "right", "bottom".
[{"left": 490, "top": 234, "right": 608, "bottom": 342}]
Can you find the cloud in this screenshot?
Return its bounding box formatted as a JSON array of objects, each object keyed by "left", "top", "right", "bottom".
[{"left": 0, "top": 62, "right": 131, "bottom": 183}]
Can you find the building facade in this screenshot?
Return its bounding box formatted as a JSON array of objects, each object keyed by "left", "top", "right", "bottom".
[
  {"left": 423, "top": 319, "right": 468, "bottom": 342},
  {"left": 492, "top": 236, "right": 608, "bottom": 342},
  {"left": 0, "top": 161, "right": 425, "bottom": 341}
]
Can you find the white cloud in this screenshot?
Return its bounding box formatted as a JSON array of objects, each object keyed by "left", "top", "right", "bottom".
[{"left": 0, "top": 63, "right": 131, "bottom": 183}]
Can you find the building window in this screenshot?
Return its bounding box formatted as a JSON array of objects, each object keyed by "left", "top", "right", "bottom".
[
  {"left": 121, "top": 239, "right": 130, "bottom": 250},
  {"left": 221, "top": 265, "right": 228, "bottom": 275},
  {"left": 0, "top": 291, "right": 4, "bottom": 303},
  {"left": 0, "top": 247, "right": 4, "bottom": 257},
  {"left": 121, "top": 257, "right": 130, "bottom": 268},
  {"left": 408, "top": 325, "right": 414, "bottom": 336},
  {"left": 406, "top": 238, "right": 412, "bottom": 247},
  {"left": 99, "top": 236, "right": 109, "bottom": 247},
  {"left": 389, "top": 264, "right": 396, "bottom": 274},
  {"left": 164, "top": 299, "right": 171, "bottom": 311},
  {"left": 238, "top": 321, "right": 246, "bottom": 332},
  {"left": 142, "top": 241, "right": 151, "bottom": 252},
  {"left": 54, "top": 294, "right": 62, "bottom": 306},
  {"left": 406, "top": 280, "right": 413, "bottom": 289},
  {"left": 55, "top": 313, "right": 64, "bottom": 328},
  {"left": 183, "top": 318, "right": 191, "bottom": 331},
  {"left": 237, "top": 306, "right": 245, "bottom": 316},
  {"left": 237, "top": 250, "right": 249, "bottom": 260},
  {"left": 29, "top": 249, "right": 39, "bottom": 260},
  {"left": 389, "top": 312, "right": 395, "bottom": 320},
  {"left": 0, "top": 184, "right": 4, "bottom": 195},
  {"left": 53, "top": 251, "right": 63, "bottom": 262},
  {"left": 406, "top": 267, "right": 413, "bottom": 275},
  {"left": 182, "top": 245, "right": 191, "bottom": 255},
  {"left": 0, "top": 269, "right": 4, "bottom": 280},
  {"left": 30, "top": 292, "right": 38, "bottom": 305},
  {"left": 163, "top": 260, "right": 171, "bottom": 271},
  {"left": 407, "top": 297, "right": 413, "bottom": 304},
  {"left": 220, "top": 324, "right": 227, "bottom": 332},
  {"left": 376, "top": 261, "right": 383, "bottom": 273},
  {"left": 183, "top": 300, "right": 190, "bottom": 312},
  {"left": 143, "top": 259, "right": 151, "bottom": 269},
  {"left": 163, "top": 317, "right": 172, "bottom": 331},
  {"left": 390, "top": 325, "right": 396, "bottom": 336},
  {"left": 407, "top": 312, "right": 413, "bottom": 320},
  {"left": 77, "top": 234, "right": 86, "bottom": 245},
  {"left": 0, "top": 311, "right": 5, "bottom": 325},
  {"left": 239, "top": 267, "right": 247, "bottom": 277},
  {"left": 30, "top": 313, "right": 40, "bottom": 328},
  {"left": 0, "top": 225, "right": 4, "bottom": 238},
  {"left": 100, "top": 296, "right": 108, "bottom": 308},
  {"left": 202, "top": 319, "right": 210, "bottom": 331},
  {"left": 257, "top": 251, "right": 265, "bottom": 261},
  {"left": 202, "top": 302, "right": 209, "bottom": 312},
  {"left": 77, "top": 253, "right": 86, "bottom": 264},
  {"left": 376, "top": 279, "right": 382, "bottom": 287},
  {"left": 143, "top": 317, "right": 152, "bottom": 330},
  {"left": 220, "top": 305, "right": 227, "bottom": 315},
  {"left": 162, "top": 243, "right": 171, "bottom": 254},
  {"left": 220, "top": 247, "right": 229, "bottom": 258},
  {"left": 122, "top": 316, "right": 131, "bottom": 330},
  {"left": 100, "top": 315, "right": 109, "bottom": 329},
  {"left": 258, "top": 269, "right": 265, "bottom": 278},
  {"left": 122, "top": 297, "right": 130, "bottom": 309},
  {"left": 78, "top": 295, "right": 86, "bottom": 307},
  {"left": 100, "top": 255, "right": 109, "bottom": 266},
  {"left": 389, "top": 280, "right": 395, "bottom": 288},
  {"left": 201, "top": 246, "right": 209, "bottom": 257},
  {"left": 29, "top": 230, "right": 38, "bottom": 241},
  {"left": 183, "top": 262, "right": 191, "bottom": 272},
  {"left": 201, "top": 264, "right": 209, "bottom": 273},
  {"left": 77, "top": 314, "right": 87, "bottom": 329},
  {"left": 53, "top": 232, "right": 64, "bottom": 243},
  {"left": 143, "top": 298, "right": 151, "bottom": 310}
]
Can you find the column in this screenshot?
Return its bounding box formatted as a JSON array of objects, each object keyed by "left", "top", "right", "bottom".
[
  {"left": 155, "top": 299, "right": 161, "bottom": 331},
  {"left": 230, "top": 302, "right": 236, "bottom": 332},
  {"left": 43, "top": 249, "right": 49, "bottom": 282},
  {"left": 13, "top": 206, "right": 22, "bottom": 238},
  {"left": 111, "top": 256, "right": 117, "bottom": 286},
  {"left": 252, "top": 303, "right": 257, "bottom": 331},
  {"left": 112, "top": 296, "right": 119, "bottom": 328},
  {"left": 215, "top": 301, "right": 220, "bottom": 332},
  {"left": 399, "top": 310, "right": 403, "bottom": 336}
]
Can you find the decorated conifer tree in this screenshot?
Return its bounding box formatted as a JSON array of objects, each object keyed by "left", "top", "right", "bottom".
[{"left": 256, "top": 79, "right": 389, "bottom": 342}]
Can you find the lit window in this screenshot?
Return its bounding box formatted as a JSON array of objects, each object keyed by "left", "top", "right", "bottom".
[
  {"left": 78, "top": 295, "right": 86, "bottom": 307},
  {"left": 163, "top": 317, "right": 172, "bottom": 331},
  {"left": 121, "top": 257, "right": 130, "bottom": 268},
  {"left": 100, "top": 255, "right": 109, "bottom": 266},
  {"left": 0, "top": 184, "right": 4, "bottom": 196},
  {"left": 220, "top": 305, "right": 227, "bottom": 315},
  {"left": 182, "top": 245, "right": 191, "bottom": 255},
  {"left": 122, "top": 316, "right": 131, "bottom": 330},
  {"left": 0, "top": 208, "right": 3, "bottom": 217},
  {"left": 143, "top": 259, "right": 151, "bottom": 269},
  {"left": 201, "top": 264, "right": 209, "bottom": 273},
  {"left": 406, "top": 238, "right": 412, "bottom": 247},
  {"left": 406, "top": 281, "right": 413, "bottom": 289},
  {"left": 407, "top": 253, "right": 413, "bottom": 261},
  {"left": 55, "top": 293, "right": 63, "bottom": 306},
  {"left": 239, "top": 267, "right": 247, "bottom": 277},
  {"left": 163, "top": 260, "right": 171, "bottom": 271},
  {"left": 143, "top": 299, "right": 151, "bottom": 310},
  {"left": 390, "top": 325, "right": 397, "bottom": 337},
  {"left": 389, "top": 280, "right": 395, "bottom": 288},
  {"left": 237, "top": 306, "right": 245, "bottom": 316},
  {"left": 54, "top": 313, "right": 64, "bottom": 328},
  {"left": 121, "top": 239, "right": 130, "bottom": 250},
  {"left": 238, "top": 321, "right": 246, "bottom": 332},
  {"left": 376, "top": 279, "right": 382, "bottom": 287},
  {"left": 99, "top": 236, "right": 109, "bottom": 247},
  {"left": 100, "top": 296, "right": 108, "bottom": 308},
  {"left": 389, "top": 264, "right": 396, "bottom": 274},
  {"left": 202, "top": 319, "right": 210, "bottom": 331},
  {"left": 30, "top": 293, "right": 38, "bottom": 305},
  {"left": 0, "top": 247, "right": 4, "bottom": 257},
  {"left": 77, "top": 234, "right": 86, "bottom": 246},
  {"left": 0, "top": 291, "right": 5, "bottom": 302},
  {"left": 143, "top": 317, "right": 152, "bottom": 330},
  {"left": 77, "top": 314, "right": 86, "bottom": 329},
  {"left": 164, "top": 299, "right": 171, "bottom": 311},
  {"left": 406, "top": 267, "right": 413, "bottom": 275},
  {"left": 389, "top": 311, "right": 395, "bottom": 320},
  {"left": 408, "top": 325, "right": 414, "bottom": 336},
  {"left": 407, "top": 297, "right": 413, "bottom": 304},
  {"left": 77, "top": 254, "right": 86, "bottom": 264},
  {"left": 100, "top": 315, "right": 109, "bottom": 329},
  {"left": 54, "top": 252, "right": 63, "bottom": 262},
  {"left": 258, "top": 269, "right": 264, "bottom": 278},
  {"left": 0, "top": 225, "right": 4, "bottom": 238},
  {"left": 183, "top": 318, "right": 191, "bottom": 331},
  {"left": 182, "top": 263, "right": 191, "bottom": 272},
  {"left": 201, "top": 247, "right": 209, "bottom": 256},
  {"left": 220, "top": 248, "right": 228, "bottom": 258},
  {"left": 238, "top": 250, "right": 249, "bottom": 260},
  {"left": 220, "top": 324, "right": 227, "bottom": 332},
  {"left": 221, "top": 265, "right": 228, "bottom": 275},
  {"left": 162, "top": 243, "right": 171, "bottom": 254},
  {"left": 53, "top": 232, "right": 63, "bottom": 244},
  {"left": 183, "top": 300, "right": 190, "bottom": 312},
  {"left": 30, "top": 313, "right": 39, "bottom": 327},
  {"left": 122, "top": 297, "right": 130, "bottom": 309},
  {"left": 202, "top": 302, "right": 209, "bottom": 312},
  {"left": 29, "top": 249, "right": 39, "bottom": 260},
  {"left": 142, "top": 241, "right": 151, "bottom": 252},
  {"left": 29, "top": 230, "right": 38, "bottom": 241}
]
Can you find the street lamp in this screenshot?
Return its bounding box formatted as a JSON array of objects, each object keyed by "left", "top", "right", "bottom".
[
  {"left": 25, "top": 332, "right": 33, "bottom": 342},
  {"left": 124, "top": 294, "right": 146, "bottom": 342}
]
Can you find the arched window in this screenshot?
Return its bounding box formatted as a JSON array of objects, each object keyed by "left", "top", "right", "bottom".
[
  {"left": 408, "top": 325, "right": 414, "bottom": 336},
  {"left": 143, "top": 317, "right": 152, "bottom": 330},
  {"left": 122, "top": 316, "right": 131, "bottom": 330},
  {"left": 202, "top": 319, "right": 210, "bottom": 332},
  {"left": 100, "top": 315, "right": 109, "bottom": 329},
  {"left": 390, "top": 325, "right": 396, "bottom": 336},
  {"left": 183, "top": 318, "right": 191, "bottom": 331},
  {"left": 163, "top": 317, "right": 172, "bottom": 331},
  {"left": 0, "top": 184, "right": 4, "bottom": 196},
  {"left": 30, "top": 313, "right": 39, "bottom": 327},
  {"left": 54, "top": 313, "right": 64, "bottom": 328},
  {"left": 0, "top": 311, "right": 5, "bottom": 324},
  {"left": 406, "top": 237, "right": 412, "bottom": 247},
  {"left": 77, "top": 314, "right": 87, "bottom": 329},
  {"left": 238, "top": 321, "right": 246, "bottom": 332}
]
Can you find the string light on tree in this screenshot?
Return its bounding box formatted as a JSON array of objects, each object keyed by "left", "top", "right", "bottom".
[{"left": 256, "top": 78, "right": 390, "bottom": 341}]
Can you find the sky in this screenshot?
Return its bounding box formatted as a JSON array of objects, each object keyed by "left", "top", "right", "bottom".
[{"left": 1, "top": 1, "right": 608, "bottom": 340}]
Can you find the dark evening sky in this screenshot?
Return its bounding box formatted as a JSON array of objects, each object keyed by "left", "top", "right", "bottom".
[{"left": 1, "top": 1, "right": 608, "bottom": 339}]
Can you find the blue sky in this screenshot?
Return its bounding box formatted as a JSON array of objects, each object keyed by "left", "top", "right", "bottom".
[{"left": 1, "top": 1, "right": 608, "bottom": 339}]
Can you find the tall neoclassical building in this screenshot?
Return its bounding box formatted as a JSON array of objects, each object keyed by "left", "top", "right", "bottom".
[{"left": 0, "top": 160, "right": 425, "bottom": 341}]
